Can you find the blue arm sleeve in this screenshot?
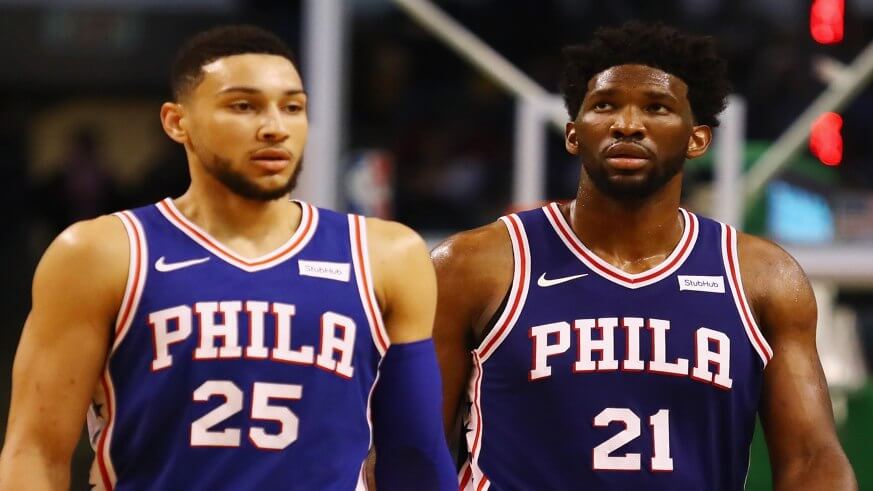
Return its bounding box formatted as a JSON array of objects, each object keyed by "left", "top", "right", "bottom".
[{"left": 372, "top": 339, "right": 457, "bottom": 491}]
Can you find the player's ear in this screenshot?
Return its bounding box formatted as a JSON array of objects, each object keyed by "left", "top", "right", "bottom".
[
  {"left": 686, "top": 124, "right": 712, "bottom": 160},
  {"left": 161, "top": 102, "right": 189, "bottom": 144},
  {"left": 565, "top": 122, "right": 580, "bottom": 155}
]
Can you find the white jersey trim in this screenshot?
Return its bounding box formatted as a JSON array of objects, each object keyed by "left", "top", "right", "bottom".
[
  {"left": 350, "top": 214, "right": 386, "bottom": 488},
  {"left": 94, "top": 371, "right": 119, "bottom": 490},
  {"left": 721, "top": 224, "right": 773, "bottom": 366},
  {"left": 464, "top": 215, "right": 530, "bottom": 488},
  {"left": 544, "top": 203, "right": 699, "bottom": 289},
  {"left": 459, "top": 462, "right": 491, "bottom": 490},
  {"left": 349, "top": 215, "right": 390, "bottom": 356},
  {"left": 91, "top": 211, "right": 149, "bottom": 490},
  {"left": 465, "top": 353, "right": 489, "bottom": 491},
  {"left": 459, "top": 461, "right": 472, "bottom": 489},
  {"left": 111, "top": 211, "right": 148, "bottom": 353},
  {"left": 474, "top": 214, "right": 531, "bottom": 362},
  {"left": 156, "top": 198, "right": 318, "bottom": 273}
]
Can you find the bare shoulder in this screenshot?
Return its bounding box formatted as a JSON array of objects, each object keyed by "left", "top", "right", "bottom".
[
  {"left": 431, "top": 220, "right": 512, "bottom": 281},
  {"left": 363, "top": 218, "right": 431, "bottom": 288},
  {"left": 34, "top": 214, "right": 130, "bottom": 309},
  {"left": 431, "top": 220, "right": 513, "bottom": 334},
  {"left": 364, "top": 216, "right": 428, "bottom": 258},
  {"left": 46, "top": 214, "right": 128, "bottom": 267},
  {"left": 735, "top": 232, "right": 816, "bottom": 337},
  {"left": 363, "top": 216, "right": 433, "bottom": 306}
]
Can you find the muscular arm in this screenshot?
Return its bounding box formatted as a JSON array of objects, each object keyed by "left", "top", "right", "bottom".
[
  {"left": 739, "top": 234, "right": 856, "bottom": 491},
  {"left": 366, "top": 218, "right": 455, "bottom": 490},
  {"left": 0, "top": 216, "right": 128, "bottom": 491},
  {"left": 431, "top": 222, "right": 513, "bottom": 442}
]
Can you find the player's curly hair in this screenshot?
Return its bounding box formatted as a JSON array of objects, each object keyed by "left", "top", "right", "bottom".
[
  {"left": 171, "top": 24, "right": 297, "bottom": 100},
  {"left": 560, "top": 21, "right": 730, "bottom": 127}
]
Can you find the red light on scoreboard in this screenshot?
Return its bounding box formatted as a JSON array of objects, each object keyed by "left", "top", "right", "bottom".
[
  {"left": 810, "top": 112, "right": 843, "bottom": 166},
  {"left": 810, "top": 0, "right": 845, "bottom": 44}
]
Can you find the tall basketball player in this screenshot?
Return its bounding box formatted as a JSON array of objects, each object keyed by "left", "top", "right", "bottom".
[
  {"left": 433, "top": 22, "right": 856, "bottom": 490},
  {"left": 0, "top": 25, "right": 455, "bottom": 490}
]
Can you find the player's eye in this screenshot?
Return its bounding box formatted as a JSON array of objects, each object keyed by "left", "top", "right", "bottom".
[
  {"left": 285, "top": 103, "right": 304, "bottom": 113},
  {"left": 593, "top": 102, "right": 613, "bottom": 111},
  {"left": 229, "top": 101, "right": 254, "bottom": 112},
  {"left": 647, "top": 103, "right": 669, "bottom": 114}
]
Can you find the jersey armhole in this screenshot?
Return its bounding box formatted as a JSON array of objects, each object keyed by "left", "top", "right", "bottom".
[
  {"left": 473, "top": 214, "right": 531, "bottom": 362},
  {"left": 348, "top": 215, "right": 390, "bottom": 357},
  {"left": 720, "top": 223, "right": 774, "bottom": 367},
  {"left": 111, "top": 211, "right": 149, "bottom": 353},
  {"left": 92, "top": 210, "right": 148, "bottom": 490}
]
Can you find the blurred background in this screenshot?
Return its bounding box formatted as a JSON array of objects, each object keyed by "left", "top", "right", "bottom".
[{"left": 0, "top": 0, "right": 871, "bottom": 488}]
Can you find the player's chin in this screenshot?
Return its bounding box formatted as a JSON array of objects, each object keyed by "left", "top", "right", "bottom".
[
  {"left": 261, "top": 178, "right": 296, "bottom": 198},
  {"left": 233, "top": 175, "right": 293, "bottom": 201},
  {"left": 601, "top": 176, "right": 661, "bottom": 199}
]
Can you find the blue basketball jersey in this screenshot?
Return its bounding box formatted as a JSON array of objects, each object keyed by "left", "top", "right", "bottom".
[
  {"left": 460, "top": 203, "right": 773, "bottom": 491},
  {"left": 87, "top": 198, "right": 389, "bottom": 490}
]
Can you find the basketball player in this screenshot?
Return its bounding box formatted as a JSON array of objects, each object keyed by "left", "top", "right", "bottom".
[
  {"left": 432, "top": 22, "right": 857, "bottom": 490},
  {"left": 0, "top": 25, "right": 455, "bottom": 490}
]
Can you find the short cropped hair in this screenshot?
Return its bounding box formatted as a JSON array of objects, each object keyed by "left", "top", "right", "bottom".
[
  {"left": 171, "top": 24, "right": 297, "bottom": 100},
  {"left": 560, "top": 21, "right": 730, "bottom": 127}
]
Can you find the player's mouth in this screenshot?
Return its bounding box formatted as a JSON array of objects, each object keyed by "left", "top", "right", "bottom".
[
  {"left": 604, "top": 143, "right": 652, "bottom": 171},
  {"left": 250, "top": 148, "right": 292, "bottom": 173}
]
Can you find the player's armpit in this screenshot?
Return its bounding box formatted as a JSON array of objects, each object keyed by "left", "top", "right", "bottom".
[
  {"left": 739, "top": 234, "right": 857, "bottom": 491},
  {"left": 0, "top": 216, "right": 128, "bottom": 491},
  {"left": 431, "top": 222, "right": 513, "bottom": 442}
]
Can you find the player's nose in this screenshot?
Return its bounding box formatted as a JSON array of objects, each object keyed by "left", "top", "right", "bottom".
[
  {"left": 257, "top": 106, "right": 290, "bottom": 143},
  {"left": 610, "top": 106, "right": 645, "bottom": 140}
]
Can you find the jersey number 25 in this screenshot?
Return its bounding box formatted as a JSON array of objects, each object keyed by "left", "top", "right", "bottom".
[{"left": 190, "top": 380, "right": 301, "bottom": 450}]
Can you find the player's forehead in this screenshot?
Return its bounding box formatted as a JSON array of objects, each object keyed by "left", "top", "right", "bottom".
[
  {"left": 586, "top": 64, "right": 688, "bottom": 101},
  {"left": 196, "top": 53, "right": 304, "bottom": 96}
]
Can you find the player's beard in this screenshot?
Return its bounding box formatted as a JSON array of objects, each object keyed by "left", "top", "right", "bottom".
[
  {"left": 583, "top": 152, "right": 684, "bottom": 201},
  {"left": 197, "top": 147, "right": 303, "bottom": 201}
]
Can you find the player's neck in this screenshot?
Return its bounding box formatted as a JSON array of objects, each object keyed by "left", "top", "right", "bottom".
[
  {"left": 173, "top": 182, "right": 301, "bottom": 259},
  {"left": 568, "top": 176, "right": 684, "bottom": 274}
]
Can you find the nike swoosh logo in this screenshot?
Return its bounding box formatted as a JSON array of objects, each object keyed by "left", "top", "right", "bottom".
[
  {"left": 537, "top": 272, "right": 588, "bottom": 287},
  {"left": 155, "top": 256, "right": 210, "bottom": 272}
]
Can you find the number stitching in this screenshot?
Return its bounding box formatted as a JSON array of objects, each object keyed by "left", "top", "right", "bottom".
[
  {"left": 592, "top": 408, "right": 672, "bottom": 472},
  {"left": 191, "top": 380, "right": 302, "bottom": 450}
]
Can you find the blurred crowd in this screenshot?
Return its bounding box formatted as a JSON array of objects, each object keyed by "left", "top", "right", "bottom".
[{"left": 1, "top": 0, "right": 870, "bottom": 239}]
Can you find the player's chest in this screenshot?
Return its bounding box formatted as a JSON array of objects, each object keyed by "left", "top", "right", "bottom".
[
  {"left": 130, "top": 270, "right": 369, "bottom": 378},
  {"left": 491, "top": 292, "right": 750, "bottom": 391}
]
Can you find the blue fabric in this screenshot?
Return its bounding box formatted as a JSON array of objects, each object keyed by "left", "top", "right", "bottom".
[
  {"left": 372, "top": 339, "right": 456, "bottom": 491},
  {"left": 103, "top": 202, "right": 380, "bottom": 490},
  {"left": 469, "top": 206, "right": 766, "bottom": 490}
]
